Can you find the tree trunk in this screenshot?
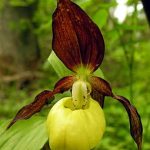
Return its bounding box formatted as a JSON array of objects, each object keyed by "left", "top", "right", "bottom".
[{"left": 0, "top": 0, "right": 40, "bottom": 77}]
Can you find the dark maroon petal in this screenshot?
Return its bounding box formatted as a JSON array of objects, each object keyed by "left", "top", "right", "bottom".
[
  {"left": 89, "top": 76, "right": 113, "bottom": 96},
  {"left": 89, "top": 76, "right": 143, "bottom": 149},
  {"left": 7, "top": 76, "right": 75, "bottom": 129},
  {"left": 7, "top": 90, "right": 54, "bottom": 129},
  {"left": 54, "top": 75, "right": 76, "bottom": 93},
  {"left": 91, "top": 89, "right": 105, "bottom": 108},
  {"left": 113, "top": 95, "right": 143, "bottom": 150},
  {"left": 52, "top": 0, "right": 104, "bottom": 72}
]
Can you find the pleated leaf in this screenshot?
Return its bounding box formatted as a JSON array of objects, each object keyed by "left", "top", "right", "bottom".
[{"left": 0, "top": 116, "right": 48, "bottom": 150}]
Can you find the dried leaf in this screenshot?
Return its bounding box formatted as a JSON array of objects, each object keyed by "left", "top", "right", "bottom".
[{"left": 52, "top": 0, "right": 104, "bottom": 72}]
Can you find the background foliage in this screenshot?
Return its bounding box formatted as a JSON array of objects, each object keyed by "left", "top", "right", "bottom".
[{"left": 0, "top": 0, "right": 149, "bottom": 150}]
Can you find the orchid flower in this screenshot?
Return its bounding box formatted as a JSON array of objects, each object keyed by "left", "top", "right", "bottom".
[{"left": 8, "top": 0, "right": 142, "bottom": 149}]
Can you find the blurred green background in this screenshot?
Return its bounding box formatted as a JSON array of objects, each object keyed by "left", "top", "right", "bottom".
[{"left": 0, "top": 0, "right": 149, "bottom": 150}]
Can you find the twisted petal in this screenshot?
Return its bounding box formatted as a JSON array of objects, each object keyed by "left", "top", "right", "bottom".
[
  {"left": 91, "top": 89, "right": 105, "bottom": 108},
  {"left": 54, "top": 75, "right": 76, "bottom": 93},
  {"left": 89, "top": 76, "right": 143, "bottom": 150},
  {"left": 7, "top": 90, "right": 54, "bottom": 129},
  {"left": 89, "top": 76, "right": 113, "bottom": 96},
  {"left": 114, "top": 95, "right": 143, "bottom": 150},
  {"left": 7, "top": 76, "right": 75, "bottom": 129},
  {"left": 52, "top": 0, "right": 104, "bottom": 72}
]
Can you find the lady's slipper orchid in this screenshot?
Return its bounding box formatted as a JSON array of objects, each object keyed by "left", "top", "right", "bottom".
[{"left": 8, "top": 0, "right": 143, "bottom": 150}]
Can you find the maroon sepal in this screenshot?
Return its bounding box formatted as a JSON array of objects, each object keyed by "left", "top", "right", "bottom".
[
  {"left": 52, "top": 0, "right": 104, "bottom": 72},
  {"left": 7, "top": 76, "right": 75, "bottom": 129},
  {"left": 114, "top": 95, "right": 143, "bottom": 150}
]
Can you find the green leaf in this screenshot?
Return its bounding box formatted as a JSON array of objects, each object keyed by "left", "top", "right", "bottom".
[
  {"left": 48, "top": 51, "right": 73, "bottom": 77},
  {"left": 0, "top": 116, "right": 48, "bottom": 150},
  {"left": 93, "top": 68, "right": 104, "bottom": 78},
  {"left": 93, "top": 9, "right": 108, "bottom": 28},
  {"left": 78, "top": 0, "right": 93, "bottom": 9}
]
